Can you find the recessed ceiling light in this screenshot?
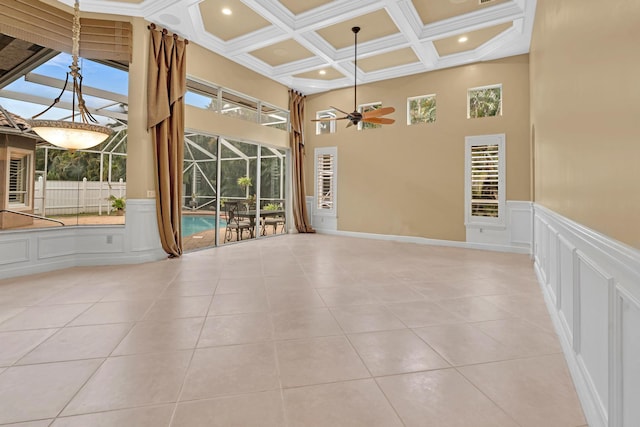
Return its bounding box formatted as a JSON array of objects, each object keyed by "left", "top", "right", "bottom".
[
  {"left": 319, "top": 70, "right": 326, "bottom": 75},
  {"left": 222, "top": 8, "right": 232, "bottom": 15},
  {"left": 458, "top": 36, "right": 468, "bottom": 43}
]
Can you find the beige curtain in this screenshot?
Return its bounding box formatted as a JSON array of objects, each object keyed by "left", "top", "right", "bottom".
[
  {"left": 147, "top": 25, "right": 187, "bottom": 257},
  {"left": 289, "top": 89, "right": 315, "bottom": 233}
]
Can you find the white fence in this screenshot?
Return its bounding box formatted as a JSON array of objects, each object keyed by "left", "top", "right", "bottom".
[{"left": 34, "top": 177, "right": 126, "bottom": 216}]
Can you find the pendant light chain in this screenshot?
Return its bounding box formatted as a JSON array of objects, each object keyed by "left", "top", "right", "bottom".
[{"left": 353, "top": 26, "right": 359, "bottom": 112}]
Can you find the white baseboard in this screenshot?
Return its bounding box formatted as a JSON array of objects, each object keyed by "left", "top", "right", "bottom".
[
  {"left": 533, "top": 204, "right": 640, "bottom": 427},
  {"left": 315, "top": 228, "right": 531, "bottom": 254},
  {"left": 310, "top": 199, "right": 532, "bottom": 254}
]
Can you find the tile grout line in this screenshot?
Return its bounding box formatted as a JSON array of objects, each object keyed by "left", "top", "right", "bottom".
[
  {"left": 49, "top": 271, "right": 181, "bottom": 423},
  {"left": 325, "top": 296, "right": 408, "bottom": 427},
  {"left": 166, "top": 273, "right": 220, "bottom": 426},
  {"left": 50, "top": 311, "right": 144, "bottom": 421},
  {"left": 258, "top": 249, "right": 295, "bottom": 427}
]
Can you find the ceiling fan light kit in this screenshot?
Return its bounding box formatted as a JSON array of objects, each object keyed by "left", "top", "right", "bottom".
[{"left": 311, "top": 26, "right": 395, "bottom": 128}]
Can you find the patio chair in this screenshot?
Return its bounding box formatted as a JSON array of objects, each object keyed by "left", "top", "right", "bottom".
[
  {"left": 223, "top": 202, "right": 252, "bottom": 242},
  {"left": 261, "top": 201, "right": 286, "bottom": 236},
  {"left": 263, "top": 215, "right": 285, "bottom": 235}
]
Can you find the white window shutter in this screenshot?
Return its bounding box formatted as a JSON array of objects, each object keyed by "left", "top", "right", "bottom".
[
  {"left": 464, "top": 134, "right": 505, "bottom": 227},
  {"left": 470, "top": 144, "right": 500, "bottom": 217},
  {"left": 9, "top": 157, "right": 26, "bottom": 204},
  {"left": 314, "top": 147, "right": 337, "bottom": 216}
]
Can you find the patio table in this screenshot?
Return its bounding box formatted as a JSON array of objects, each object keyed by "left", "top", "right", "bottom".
[{"left": 235, "top": 209, "right": 285, "bottom": 238}]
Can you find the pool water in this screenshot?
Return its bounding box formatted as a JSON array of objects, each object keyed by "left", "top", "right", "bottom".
[{"left": 181, "top": 215, "right": 227, "bottom": 236}]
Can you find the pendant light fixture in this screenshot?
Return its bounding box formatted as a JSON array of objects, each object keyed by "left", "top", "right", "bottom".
[{"left": 29, "top": 0, "right": 113, "bottom": 152}]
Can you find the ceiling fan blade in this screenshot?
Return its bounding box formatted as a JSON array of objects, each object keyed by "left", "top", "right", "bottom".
[
  {"left": 310, "top": 116, "right": 348, "bottom": 122},
  {"left": 330, "top": 105, "right": 350, "bottom": 115},
  {"left": 362, "top": 106, "right": 395, "bottom": 118},
  {"left": 362, "top": 117, "right": 395, "bottom": 125}
]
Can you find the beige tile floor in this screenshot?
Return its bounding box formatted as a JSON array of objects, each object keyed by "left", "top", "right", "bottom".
[{"left": 0, "top": 234, "right": 588, "bottom": 426}]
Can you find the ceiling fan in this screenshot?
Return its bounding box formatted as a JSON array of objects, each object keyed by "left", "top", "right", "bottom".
[{"left": 311, "top": 26, "right": 395, "bottom": 128}]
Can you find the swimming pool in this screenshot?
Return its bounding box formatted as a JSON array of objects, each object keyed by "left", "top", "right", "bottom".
[{"left": 181, "top": 215, "right": 227, "bottom": 236}]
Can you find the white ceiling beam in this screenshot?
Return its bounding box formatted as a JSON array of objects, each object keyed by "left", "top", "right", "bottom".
[
  {"left": 420, "top": 2, "right": 524, "bottom": 40},
  {"left": 25, "top": 73, "right": 128, "bottom": 105},
  {"left": 0, "top": 90, "right": 128, "bottom": 121}
]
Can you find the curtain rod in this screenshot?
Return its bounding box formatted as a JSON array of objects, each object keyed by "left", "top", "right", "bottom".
[{"left": 147, "top": 23, "right": 189, "bottom": 44}]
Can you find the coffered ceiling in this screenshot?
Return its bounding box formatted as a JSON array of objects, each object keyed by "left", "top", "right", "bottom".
[{"left": 51, "top": 0, "right": 536, "bottom": 95}]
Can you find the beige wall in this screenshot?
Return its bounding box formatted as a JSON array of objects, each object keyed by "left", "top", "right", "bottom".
[
  {"left": 305, "top": 55, "right": 531, "bottom": 241},
  {"left": 126, "top": 17, "right": 153, "bottom": 199},
  {"left": 530, "top": 0, "right": 640, "bottom": 249},
  {"left": 187, "top": 43, "right": 288, "bottom": 111}
]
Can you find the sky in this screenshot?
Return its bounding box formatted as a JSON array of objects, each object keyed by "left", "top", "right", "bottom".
[
  {"left": 0, "top": 51, "right": 215, "bottom": 121},
  {"left": 0, "top": 53, "right": 128, "bottom": 123}
]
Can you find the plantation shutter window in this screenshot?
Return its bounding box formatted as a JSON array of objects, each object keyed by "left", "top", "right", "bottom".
[
  {"left": 8, "top": 151, "right": 31, "bottom": 206},
  {"left": 470, "top": 144, "right": 499, "bottom": 217},
  {"left": 317, "top": 154, "right": 334, "bottom": 210},
  {"left": 314, "top": 147, "right": 337, "bottom": 217},
  {"left": 9, "top": 158, "right": 24, "bottom": 203},
  {"left": 464, "top": 134, "right": 505, "bottom": 227}
]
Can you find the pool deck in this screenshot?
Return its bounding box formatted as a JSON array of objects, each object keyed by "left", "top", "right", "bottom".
[{"left": 183, "top": 223, "right": 285, "bottom": 251}]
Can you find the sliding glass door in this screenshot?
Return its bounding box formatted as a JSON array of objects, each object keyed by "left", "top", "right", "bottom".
[
  {"left": 219, "top": 139, "right": 258, "bottom": 245},
  {"left": 182, "top": 132, "right": 218, "bottom": 251},
  {"left": 181, "top": 133, "right": 288, "bottom": 251},
  {"left": 259, "top": 146, "right": 287, "bottom": 237}
]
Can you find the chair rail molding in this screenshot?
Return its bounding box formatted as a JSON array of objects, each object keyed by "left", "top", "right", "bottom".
[{"left": 533, "top": 203, "right": 640, "bottom": 427}]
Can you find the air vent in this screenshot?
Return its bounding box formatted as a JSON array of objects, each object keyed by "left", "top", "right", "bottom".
[{"left": 479, "top": 0, "right": 495, "bottom": 4}]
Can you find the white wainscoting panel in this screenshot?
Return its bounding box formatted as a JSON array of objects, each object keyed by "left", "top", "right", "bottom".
[
  {"left": 534, "top": 204, "right": 640, "bottom": 427},
  {"left": 466, "top": 201, "right": 532, "bottom": 252},
  {"left": 547, "top": 226, "right": 559, "bottom": 306},
  {"left": 575, "top": 253, "right": 612, "bottom": 420},
  {"left": 126, "top": 199, "right": 163, "bottom": 252},
  {"left": 0, "top": 199, "right": 165, "bottom": 279},
  {"left": 308, "top": 196, "right": 338, "bottom": 232},
  {"left": 558, "top": 235, "right": 576, "bottom": 340},
  {"left": 466, "top": 200, "right": 532, "bottom": 252},
  {"left": 312, "top": 214, "right": 338, "bottom": 232},
  {"left": 76, "top": 232, "right": 126, "bottom": 254},
  {"left": 618, "top": 289, "right": 640, "bottom": 427},
  {"left": 38, "top": 233, "right": 76, "bottom": 259},
  {"left": 0, "top": 238, "right": 29, "bottom": 265},
  {"left": 509, "top": 201, "right": 533, "bottom": 246}
]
